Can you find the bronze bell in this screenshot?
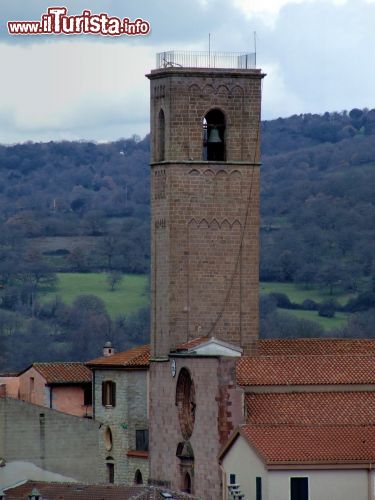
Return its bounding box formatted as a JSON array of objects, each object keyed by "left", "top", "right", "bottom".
[{"left": 208, "top": 127, "right": 221, "bottom": 143}]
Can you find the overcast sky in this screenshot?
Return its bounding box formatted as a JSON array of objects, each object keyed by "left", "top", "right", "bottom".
[{"left": 1, "top": 0, "right": 374, "bottom": 143}]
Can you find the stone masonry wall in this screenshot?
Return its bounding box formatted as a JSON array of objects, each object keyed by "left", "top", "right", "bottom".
[
  {"left": 0, "top": 397, "right": 100, "bottom": 483},
  {"left": 93, "top": 369, "right": 149, "bottom": 485},
  {"left": 148, "top": 68, "right": 263, "bottom": 164},
  {"left": 149, "top": 356, "right": 242, "bottom": 500},
  {"left": 148, "top": 68, "right": 263, "bottom": 358}
]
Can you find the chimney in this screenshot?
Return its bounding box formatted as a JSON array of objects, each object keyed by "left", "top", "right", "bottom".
[{"left": 103, "top": 341, "right": 115, "bottom": 357}]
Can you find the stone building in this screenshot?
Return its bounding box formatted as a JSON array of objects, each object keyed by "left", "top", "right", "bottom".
[
  {"left": 86, "top": 344, "right": 150, "bottom": 486},
  {"left": 146, "top": 51, "right": 264, "bottom": 499}
]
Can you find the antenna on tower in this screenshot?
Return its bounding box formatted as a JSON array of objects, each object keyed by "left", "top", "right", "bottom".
[
  {"left": 208, "top": 33, "right": 211, "bottom": 67},
  {"left": 254, "top": 31, "right": 257, "bottom": 67}
]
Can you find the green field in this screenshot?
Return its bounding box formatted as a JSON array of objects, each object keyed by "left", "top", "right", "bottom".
[
  {"left": 280, "top": 308, "right": 349, "bottom": 331},
  {"left": 39, "top": 276, "right": 352, "bottom": 328},
  {"left": 260, "top": 282, "right": 355, "bottom": 305},
  {"left": 40, "top": 273, "right": 149, "bottom": 318}
]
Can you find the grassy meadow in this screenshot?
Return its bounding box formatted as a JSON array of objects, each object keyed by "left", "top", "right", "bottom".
[
  {"left": 260, "top": 282, "right": 355, "bottom": 306},
  {"left": 40, "top": 273, "right": 149, "bottom": 318},
  {"left": 39, "top": 275, "right": 353, "bottom": 328}
]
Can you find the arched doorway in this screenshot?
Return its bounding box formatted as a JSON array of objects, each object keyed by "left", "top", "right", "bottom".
[
  {"left": 134, "top": 469, "right": 143, "bottom": 485},
  {"left": 183, "top": 472, "right": 192, "bottom": 494}
]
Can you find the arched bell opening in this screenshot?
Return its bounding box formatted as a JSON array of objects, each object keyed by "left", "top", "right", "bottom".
[{"left": 203, "top": 108, "right": 226, "bottom": 161}]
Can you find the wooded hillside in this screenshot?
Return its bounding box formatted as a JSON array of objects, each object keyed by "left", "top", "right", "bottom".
[{"left": 1, "top": 108, "right": 374, "bottom": 370}]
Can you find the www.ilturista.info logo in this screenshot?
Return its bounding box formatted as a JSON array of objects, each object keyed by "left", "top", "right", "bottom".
[{"left": 8, "top": 7, "right": 151, "bottom": 36}]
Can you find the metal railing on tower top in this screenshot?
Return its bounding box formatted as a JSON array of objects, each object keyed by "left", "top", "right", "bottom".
[{"left": 156, "top": 51, "right": 256, "bottom": 70}]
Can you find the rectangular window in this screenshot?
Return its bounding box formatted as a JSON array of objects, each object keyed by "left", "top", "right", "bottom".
[
  {"left": 107, "top": 462, "right": 114, "bottom": 483},
  {"left": 256, "top": 477, "right": 262, "bottom": 500},
  {"left": 291, "top": 477, "right": 308, "bottom": 500},
  {"left": 229, "top": 474, "right": 236, "bottom": 485},
  {"left": 29, "top": 377, "right": 35, "bottom": 400},
  {"left": 83, "top": 385, "right": 92, "bottom": 406},
  {"left": 136, "top": 429, "right": 149, "bottom": 451},
  {"left": 102, "top": 381, "right": 116, "bottom": 407}
]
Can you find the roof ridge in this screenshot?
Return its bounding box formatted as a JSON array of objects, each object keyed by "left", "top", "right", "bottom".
[
  {"left": 242, "top": 422, "right": 375, "bottom": 428},
  {"left": 33, "top": 361, "right": 86, "bottom": 365}
]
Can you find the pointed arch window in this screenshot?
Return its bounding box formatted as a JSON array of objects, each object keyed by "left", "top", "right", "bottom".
[{"left": 203, "top": 109, "right": 226, "bottom": 161}]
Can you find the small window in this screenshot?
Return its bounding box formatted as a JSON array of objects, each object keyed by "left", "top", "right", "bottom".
[
  {"left": 29, "top": 377, "right": 35, "bottom": 400},
  {"left": 28, "top": 488, "right": 41, "bottom": 500},
  {"left": 229, "top": 474, "right": 236, "bottom": 485},
  {"left": 134, "top": 469, "right": 143, "bottom": 485},
  {"left": 291, "top": 477, "right": 308, "bottom": 500},
  {"left": 102, "top": 380, "right": 116, "bottom": 407},
  {"left": 256, "top": 477, "right": 262, "bottom": 500},
  {"left": 104, "top": 426, "right": 113, "bottom": 451},
  {"left": 158, "top": 109, "right": 165, "bottom": 161},
  {"left": 83, "top": 385, "right": 92, "bottom": 406},
  {"left": 107, "top": 462, "right": 114, "bottom": 484},
  {"left": 136, "top": 429, "right": 149, "bottom": 451}
]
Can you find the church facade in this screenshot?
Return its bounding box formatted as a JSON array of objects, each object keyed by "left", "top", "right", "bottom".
[{"left": 146, "top": 52, "right": 264, "bottom": 498}]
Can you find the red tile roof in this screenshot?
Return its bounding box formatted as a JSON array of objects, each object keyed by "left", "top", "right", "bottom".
[
  {"left": 240, "top": 424, "right": 375, "bottom": 465},
  {"left": 86, "top": 344, "right": 150, "bottom": 368},
  {"left": 237, "top": 354, "right": 375, "bottom": 386},
  {"left": 257, "top": 338, "right": 375, "bottom": 356},
  {"left": 175, "top": 337, "right": 210, "bottom": 350},
  {"left": 30, "top": 363, "right": 91, "bottom": 384},
  {"left": 4, "top": 481, "right": 197, "bottom": 499},
  {"left": 246, "top": 392, "right": 375, "bottom": 425}
]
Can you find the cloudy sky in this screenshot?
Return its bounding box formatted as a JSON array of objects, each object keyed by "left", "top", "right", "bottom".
[{"left": 1, "top": 0, "right": 374, "bottom": 143}]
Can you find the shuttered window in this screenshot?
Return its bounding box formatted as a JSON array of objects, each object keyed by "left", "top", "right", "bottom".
[
  {"left": 136, "top": 429, "right": 149, "bottom": 451},
  {"left": 102, "top": 381, "right": 116, "bottom": 407}
]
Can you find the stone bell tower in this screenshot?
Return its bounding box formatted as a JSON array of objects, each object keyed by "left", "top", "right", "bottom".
[
  {"left": 148, "top": 51, "right": 264, "bottom": 358},
  {"left": 147, "top": 51, "right": 264, "bottom": 499}
]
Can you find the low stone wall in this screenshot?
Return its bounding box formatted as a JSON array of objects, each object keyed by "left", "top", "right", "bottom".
[{"left": 0, "top": 397, "right": 100, "bottom": 483}]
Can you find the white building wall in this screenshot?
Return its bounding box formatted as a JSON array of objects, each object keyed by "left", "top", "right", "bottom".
[
  {"left": 222, "top": 435, "right": 268, "bottom": 499},
  {"left": 222, "top": 436, "right": 370, "bottom": 500},
  {"left": 269, "top": 468, "right": 368, "bottom": 500}
]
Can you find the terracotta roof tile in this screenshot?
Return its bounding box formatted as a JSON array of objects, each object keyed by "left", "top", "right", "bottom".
[
  {"left": 257, "top": 338, "right": 375, "bottom": 356},
  {"left": 32, "top": 363, "right": 91, "bottom": 384},
  {"left": 86, "top": 344, "right": 150, "bottom": 368},
  {"left": 241, "top": 424, "right": 375, "bottom": 464},
  {"left": 237, "top": 354, "right": 375, "bottom": 386},
  {"left": 246, "top": 392, "right": 375, "bottom": 425},
  {"left": 4, "top": 481, "right": 197, "bottom": 499},
  {"left": 175, "top": 337, "right": 210, "bottom": 350}
]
